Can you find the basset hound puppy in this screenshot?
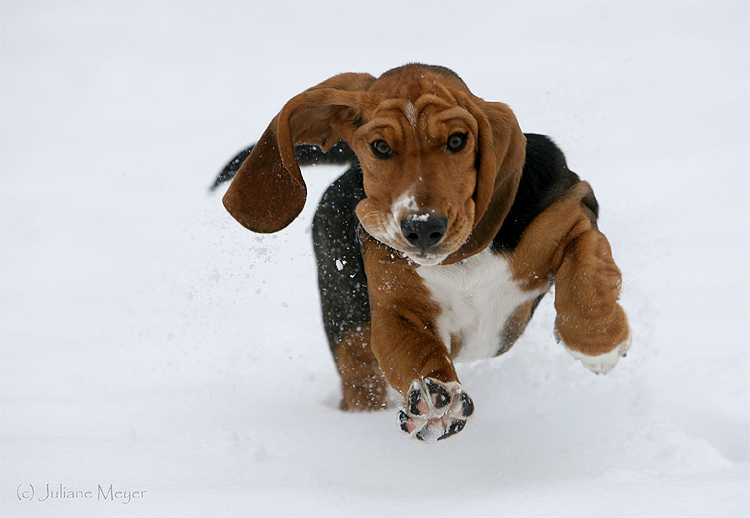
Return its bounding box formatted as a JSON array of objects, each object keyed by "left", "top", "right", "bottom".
[{"left": 215, "top": 64, "right": 631, "bottom": 442}]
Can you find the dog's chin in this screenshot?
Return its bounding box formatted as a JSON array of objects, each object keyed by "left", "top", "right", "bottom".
[{"left": 403, "top": 252, "right": 449, "bottom": 267}]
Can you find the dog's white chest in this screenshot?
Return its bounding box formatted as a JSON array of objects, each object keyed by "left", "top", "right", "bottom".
[{"left": 416, "top": 249, "right": 539, "bottom": 362}]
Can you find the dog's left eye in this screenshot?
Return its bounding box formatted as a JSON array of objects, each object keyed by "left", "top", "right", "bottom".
[
  {"left": 371, "top": 140, "right": 393, "bottom": 159},
  {"left": 446, "top": 133, "right": 467, "bottom": 153}
]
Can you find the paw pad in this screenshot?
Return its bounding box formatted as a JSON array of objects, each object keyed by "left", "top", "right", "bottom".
[{"left": 398, "top": 378, "right": 474, "bottom": 442}]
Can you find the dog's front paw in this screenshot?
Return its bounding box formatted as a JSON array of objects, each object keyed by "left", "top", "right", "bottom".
[
  {"left": 562, "top": 330, "right": 632, "bottom": 375},
  {"left": 397, "top": 378, "right": 474, "bottom": 442}
]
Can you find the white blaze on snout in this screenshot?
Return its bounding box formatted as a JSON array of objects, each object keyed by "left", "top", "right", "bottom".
[
  {"left": 387, "top": 191, "right": 452, "bottom": 265},
  {"left": 387, "top": 192, "right": 419, "bottom": 241},
  {"left": 391, "top": 191, "right": 419, "bottom": 216}
]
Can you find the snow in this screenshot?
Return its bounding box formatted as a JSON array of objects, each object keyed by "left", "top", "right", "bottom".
[{"left": 1, "top": 1, "right": 748, "bottom": 517}]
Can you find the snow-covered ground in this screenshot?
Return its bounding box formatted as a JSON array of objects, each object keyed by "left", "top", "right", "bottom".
[{"left": 2, "top": 2, "right": 748, "bottom": 516}]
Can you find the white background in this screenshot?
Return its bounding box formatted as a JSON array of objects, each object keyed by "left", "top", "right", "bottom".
[{"left": 2, "top": 1, "right": 748, "bottom": 516}]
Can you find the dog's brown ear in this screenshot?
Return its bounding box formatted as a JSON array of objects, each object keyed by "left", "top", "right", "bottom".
[
  {"left": 472, "top": 100, "right": 526, "bottom": 225},
  {"left": 223, "top": 72, "right": 376, "bottom": 233},
  {"left": 448, "top": 97, "right": 526, "bottom": 262}
]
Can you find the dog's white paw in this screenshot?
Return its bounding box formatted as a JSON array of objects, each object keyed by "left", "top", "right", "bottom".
[
  {"left": 562, "top": 330, "right": 632, "bottom": 375},
  {"left": 397, "top": 378, "right": 474, "bottom": 442}
]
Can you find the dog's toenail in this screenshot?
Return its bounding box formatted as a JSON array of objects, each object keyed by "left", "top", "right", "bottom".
[
  {"left": 427, "top": 381, "right": 450, "bottom": 408},
  {"left": 397, "top": 410, "right": 411, "bottom": 433},
  {"left": 460, "top": 393, "right": 474, "bottom": 417},
  {"left": 408, "top": 389, "right": 422, "bottom": 415},
  {"left": 438, "top": 420, "right": 466, "bottom": 440}
]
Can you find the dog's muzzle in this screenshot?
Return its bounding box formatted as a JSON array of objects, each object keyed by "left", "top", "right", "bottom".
[
  {"left": 400, "top": 213, "right": 447, "bottom": 250},
  {"left": 399, "top": 213, "right": 450, "bottom": 266}
]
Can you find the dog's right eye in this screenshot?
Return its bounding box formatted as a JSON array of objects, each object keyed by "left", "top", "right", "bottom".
[
  {"left": 446, "top": 133, "right": 467, "bottom": 153},
  {"left": 370, "top": 140, "right": 393, "bottom": 159}
]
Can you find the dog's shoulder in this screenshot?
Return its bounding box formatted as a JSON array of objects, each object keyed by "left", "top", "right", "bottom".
[{"left": 491, "top": 134, "right": 585, "bottom": 253}]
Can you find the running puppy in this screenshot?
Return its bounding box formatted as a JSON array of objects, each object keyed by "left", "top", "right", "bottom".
[{"left": 217, "top": 64, "right": 631, "bottom": 442}]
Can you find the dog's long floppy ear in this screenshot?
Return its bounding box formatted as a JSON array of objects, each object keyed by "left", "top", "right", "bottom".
[
  {"left": 447, "top": 97, "right": 527, "bottom": 263},
  {"left": 223, "top": 72, "right": 376, "bottom": 233}
]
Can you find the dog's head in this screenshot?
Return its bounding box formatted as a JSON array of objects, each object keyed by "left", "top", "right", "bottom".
[{"left": 223, "top": 64, "right": 526, "bottom": 265}]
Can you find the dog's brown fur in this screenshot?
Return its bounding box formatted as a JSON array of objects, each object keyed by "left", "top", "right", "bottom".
[{"left": 222, "top": 64, "right": 630, "bottom": 436}]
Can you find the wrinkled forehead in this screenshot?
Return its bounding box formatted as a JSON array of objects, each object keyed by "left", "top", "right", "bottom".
[{"left": 358, "top": 90, "right": 477, "bottom": 143}]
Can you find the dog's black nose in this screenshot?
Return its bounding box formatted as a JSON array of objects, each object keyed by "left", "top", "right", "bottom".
[{"left": 400, "top": 214, "right": 448, "bottom": 249}]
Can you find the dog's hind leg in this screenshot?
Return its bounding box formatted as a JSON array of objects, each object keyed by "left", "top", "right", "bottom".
[
  {"left": 313, "top": 166, "right": 387, "bottom": 411},
  {"left": 331, "top": 324, "right": 387, "bottom": 411}
]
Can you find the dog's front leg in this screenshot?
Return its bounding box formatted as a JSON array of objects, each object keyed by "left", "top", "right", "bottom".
[
  {"left": 361, "top": 236, "right": 474, "bottom": 441},
  {"left": 553, "top": 226, "right": 631, "bottom": 374},
  {"left": 510, "top": 182, "right": 631, "bottom": 375}
]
